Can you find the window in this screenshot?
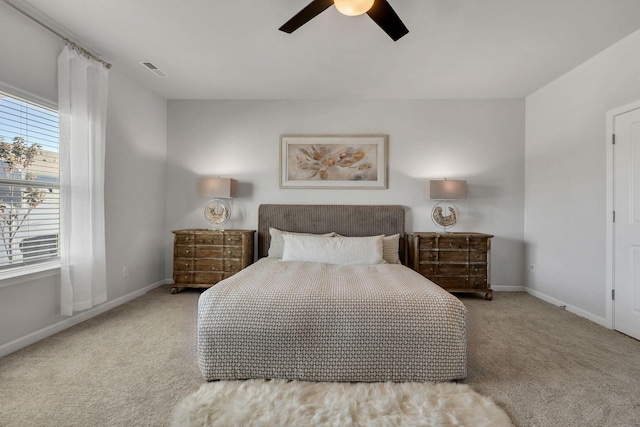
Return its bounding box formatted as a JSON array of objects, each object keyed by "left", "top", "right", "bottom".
[{"left": 0, "top": 91, "right": 59, "bottom": 269}]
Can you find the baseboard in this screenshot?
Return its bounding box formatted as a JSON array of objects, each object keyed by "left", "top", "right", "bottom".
[
  {"left": 0, "top": 279, "right": 170, "bottom": 359},
  {"left": 492, "top": 285, "right": 526, "bottom": 292},
  {"left": 525, "top": 288, "right": 609, "bottom": 328}
]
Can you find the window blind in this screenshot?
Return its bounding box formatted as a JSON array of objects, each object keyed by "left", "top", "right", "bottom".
[{"left": 0, "top": 91, "right": 59, "bottom": 268}]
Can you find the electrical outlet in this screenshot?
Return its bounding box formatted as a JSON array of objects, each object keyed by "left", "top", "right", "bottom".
[{"left": 122, "top": 266, "right": 130, "bottom": 278}]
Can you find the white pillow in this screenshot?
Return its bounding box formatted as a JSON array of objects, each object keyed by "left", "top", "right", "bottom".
[
  {"left": 334, "top": 233, "right": 401, "bottom": 264},
  {"left": 282, "top": 234, "right": 385, "bottom": 265},
  {"left": 268, "top": 228, "right": 335, "bottom": 258}
]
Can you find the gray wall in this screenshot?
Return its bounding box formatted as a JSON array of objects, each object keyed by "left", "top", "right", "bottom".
[
  {"left": 525, "top": 29, "right": 640, "bottom": 325},
  {"left": 0, "top": 2, "right": 168, "bottom": 355},
  {"left": 166, "top": 99, "right": 526, "bottom": 288}
]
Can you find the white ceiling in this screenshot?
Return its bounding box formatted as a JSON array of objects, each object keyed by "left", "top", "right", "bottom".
[{"left": 18, "top": 0, "right": 640, "bottom": 100}]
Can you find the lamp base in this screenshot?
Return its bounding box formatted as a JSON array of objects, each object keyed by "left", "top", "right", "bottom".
[
  {"left": 204, "top": 199, "right": 231, "bottom": 227},
  {"left": 431, "top": 201, "right": 458, "bottom": 232}
]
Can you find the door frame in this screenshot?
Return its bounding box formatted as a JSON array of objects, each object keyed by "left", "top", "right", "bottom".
[{"left": 605, "top": 100, "right": 640, "bottom": 331}]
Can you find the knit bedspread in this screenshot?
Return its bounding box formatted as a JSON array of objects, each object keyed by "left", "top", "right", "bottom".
[{"left": 197, "top": 258, "right": 467, "bottom": 382}]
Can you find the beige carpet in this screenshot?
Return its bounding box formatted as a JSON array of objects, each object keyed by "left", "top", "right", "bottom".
[
  {"left": 1, "top": 287, "right": 639, "bottom": 426},
  {"left": 172, "top": 380, "right": 512, "bottom": 427}
]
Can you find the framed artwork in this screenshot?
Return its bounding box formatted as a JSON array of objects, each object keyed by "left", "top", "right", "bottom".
[{"left": 280, "top": 134, "right": 388, "bottom": 189}]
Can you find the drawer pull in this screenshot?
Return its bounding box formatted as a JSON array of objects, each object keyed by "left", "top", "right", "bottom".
[
  {"left": 227, "top": 251, "right": 232, "bottom": 254},
  {"left": 185, "top": 237, "right": 190, "bottom": 241},
  {"left": 185, "top": 250, "right": 190, "bottom": 254},
  {"left": 212, "top": 267, "right": 217, "bottom": 270},
  {"left": 185, "top": 263, "right": 189, "bottom": 267},
  {"left": 227, "top": 264, "right": 232, "bottom": 268}
]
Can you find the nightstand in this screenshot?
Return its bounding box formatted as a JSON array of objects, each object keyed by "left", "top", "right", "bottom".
[
  {"left": 407, "top": 232, "right": 494, "bottom": 300},
  {"left": 170, "top": 229, "right": 255, "bottom": 294}
]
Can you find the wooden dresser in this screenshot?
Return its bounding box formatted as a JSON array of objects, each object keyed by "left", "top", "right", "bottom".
[
  {"left": 170, "top": 229, "right": 254, "bottom": 294},
  {"left": 407, "top": 232, "right": 494, "bottom": 300}
]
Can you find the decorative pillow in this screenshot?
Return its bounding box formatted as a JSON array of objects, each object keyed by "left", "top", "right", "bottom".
[
  {"left": 334, "top": 233, "right": 401, "bottom": 264},
  {"left": 282, "top": 234, "right": 385, "bottom": 265},
  {"left": 382, "top": 234, "right": 401, "bottom": 264},
  {"left": 268, "top": 228, "right": 335, "bottom": 259}
]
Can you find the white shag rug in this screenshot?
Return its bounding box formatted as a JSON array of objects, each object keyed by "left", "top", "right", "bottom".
[{"left": 172, "top": 379, "right": 513, "bottom": 427}]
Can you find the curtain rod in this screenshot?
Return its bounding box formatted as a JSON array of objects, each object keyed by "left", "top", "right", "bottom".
[{"left": 3, "top": 0, "right": 112, "bottom": 69}]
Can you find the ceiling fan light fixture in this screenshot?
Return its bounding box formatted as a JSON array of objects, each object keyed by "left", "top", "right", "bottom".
[
  {"left": 334, "top": 0, "right": 375, "bottom": 16},
  {"left": 279, "top": 0, "right": 407, "bottom": 41}
]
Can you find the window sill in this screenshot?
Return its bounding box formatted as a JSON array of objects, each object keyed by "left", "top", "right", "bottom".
[{"left": 0, "top": 260, "right": 61, "bottom": 289}]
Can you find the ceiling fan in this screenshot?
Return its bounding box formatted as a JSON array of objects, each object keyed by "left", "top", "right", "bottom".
[{"left": 279, "top": 0, "right": 409, "bottom": 42}]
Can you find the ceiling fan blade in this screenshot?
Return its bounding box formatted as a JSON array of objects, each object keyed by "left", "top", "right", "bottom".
[
  {"left": 366, "top": 0, "right": 409, "bottom": 41},
  {"left": 279, "top": 0, "right": 335, "bottom": 34}
]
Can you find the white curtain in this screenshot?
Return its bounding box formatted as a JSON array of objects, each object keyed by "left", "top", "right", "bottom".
[{"left": 58, "top": 45, "right": 109, "bottom": 316}]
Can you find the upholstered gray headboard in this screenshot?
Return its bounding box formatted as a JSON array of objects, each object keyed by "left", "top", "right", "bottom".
[{"left": 258, "top": 204, "right": 406, "bottom": 261}]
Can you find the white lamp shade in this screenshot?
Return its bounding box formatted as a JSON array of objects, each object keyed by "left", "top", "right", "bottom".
[
  {"left": 428, "top": 180, "right": 467, "bottom": 200},
  {"left": 334, "top": 0, "right": 375, "bottom": 16},
  {"left": 198, "top": 178, "right": 237, "bottom": 198}
]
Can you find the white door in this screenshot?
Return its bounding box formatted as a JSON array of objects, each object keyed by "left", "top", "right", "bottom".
[{"left": 614, "top": 107, "right": 640, "bottom": 340}]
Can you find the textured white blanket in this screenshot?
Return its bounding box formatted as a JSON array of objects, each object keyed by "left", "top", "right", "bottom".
[{"left": 197, "top": 258, "right": 467, "bottom": 382}]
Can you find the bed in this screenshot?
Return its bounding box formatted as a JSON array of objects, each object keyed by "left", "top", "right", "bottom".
[{"left": 197, "top": 204, "right": 467, "bottom": 382}]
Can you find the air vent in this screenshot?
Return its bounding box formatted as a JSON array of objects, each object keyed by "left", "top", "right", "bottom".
[{"left": 139, "top": 61, "right": 167, "bottom": 77}]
